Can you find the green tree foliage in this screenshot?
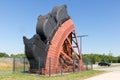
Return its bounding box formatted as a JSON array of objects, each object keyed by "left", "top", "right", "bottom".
[
  {"left": 118, "top": 56, "right": 120, "bottom": 63},
  {"left": 0, "top": 52, "right": 9, "bottom": 57},
  {"left": 82, "top": 53, "right": 119, "bottom": 64},
  {"left": 10, "top": 53, "right": 25, "bottom": 58}
]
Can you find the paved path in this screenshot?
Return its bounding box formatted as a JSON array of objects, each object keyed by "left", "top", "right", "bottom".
[
  {"left": 0, "top": 71, "right": 12, "bottom": 74},
  {"left": 85, "top": 65, "right": 120, "bottom": 80}
]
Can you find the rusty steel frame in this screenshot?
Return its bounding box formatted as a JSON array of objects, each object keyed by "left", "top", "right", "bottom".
[{"left": 42, "top": 19, "right": 85, "bottom": 74}]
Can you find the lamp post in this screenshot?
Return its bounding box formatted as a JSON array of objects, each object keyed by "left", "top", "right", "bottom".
[{"left": 77, "top": 35, "right": 88, "bottom": 56}]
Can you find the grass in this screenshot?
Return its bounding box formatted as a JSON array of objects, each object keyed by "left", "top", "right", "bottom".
[
  {"left": 0, "top": 58, "right": 13, "bottom": 72},
  {"left": 0, "top": 58, "right": 29, "bottom": 72},
  {"left": 0, "top": 62, "right": 12, "bottom": 71},
  {"left": 0, "top": 70, "right": 105, "bottom": 80},
  {"left": 0, "top": 58, "right": 105, "bottom": 80}
]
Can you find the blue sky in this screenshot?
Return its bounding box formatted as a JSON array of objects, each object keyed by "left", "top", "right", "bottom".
[{"left": 0, "top": 0, "right": 120, "bottom": 56}]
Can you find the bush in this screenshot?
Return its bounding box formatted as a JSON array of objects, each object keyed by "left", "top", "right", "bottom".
[{"left": 0, "top": 52, "right": 9, "bottom": 57}]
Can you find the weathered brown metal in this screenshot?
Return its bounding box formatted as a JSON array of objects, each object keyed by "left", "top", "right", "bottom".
[{"left": 43, "top": 19, "right": 85, "bottom": 74}]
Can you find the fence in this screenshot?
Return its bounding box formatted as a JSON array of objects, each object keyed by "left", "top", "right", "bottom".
[
  {"left": 13, "top": 58, "right": 29, "bottom": 72},
  {"left": 0, "top": 57, "right": 93, "bottom": 76},
  {"left": 0, "top": 58, "right": 29, "bottom": 73},
  {"left": 83, "top": 58, "right": 93, "bottom": 70},
  {"left": 0, "top": 58, "right": 13, "bottom": 72}
]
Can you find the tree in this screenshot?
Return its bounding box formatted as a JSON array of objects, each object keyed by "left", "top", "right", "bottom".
[
  {"left": 82, "top": 53, "right": 118, "bottom": 64},
  {"left": 0, "top": 52, "right": 9, "bottom": 57},
  {"left": 108, "top": 51, "right": 113, "bottom": 63},
  {"left": 118, "top": 56, "right": 120, "bottom": 63},
  {"left": 10, "top": 53, "right": 25, "bottom": 58}
]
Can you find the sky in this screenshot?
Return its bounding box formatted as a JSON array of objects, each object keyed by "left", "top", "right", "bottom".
[{"left": 0, "top": 0, "right": 120, "bottom": 56}]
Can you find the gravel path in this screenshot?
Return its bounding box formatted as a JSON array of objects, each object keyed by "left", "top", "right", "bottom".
[
  {"left": 85, "top": 65, "right": 120, "bottom": 80},
  {"left": 85, "top": 71, "right": 120, "bottom": 80}
]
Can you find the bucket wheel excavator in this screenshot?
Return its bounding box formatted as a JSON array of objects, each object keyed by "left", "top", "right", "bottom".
[{"left": 23, "top": 5, "right": 85, "bottom": 75}]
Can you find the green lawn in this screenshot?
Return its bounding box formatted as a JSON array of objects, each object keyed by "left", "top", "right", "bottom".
[{"left": 0, "top": 70, "right": 105, "bottom": 80}]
